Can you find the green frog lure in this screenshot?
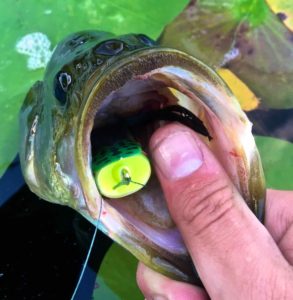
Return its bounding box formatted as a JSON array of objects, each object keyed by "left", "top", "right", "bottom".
[{"left": 92, "top": 139, "right": 151, "bottom": 198}]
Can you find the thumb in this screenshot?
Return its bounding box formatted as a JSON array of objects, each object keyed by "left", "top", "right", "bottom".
[{"left": 150, "top": 123, "right": 292, "bottom": 299}]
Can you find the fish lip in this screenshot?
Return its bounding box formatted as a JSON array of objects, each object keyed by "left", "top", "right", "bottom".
[{"left": 75, "top": 47, "right": 204, "bottom": 218}]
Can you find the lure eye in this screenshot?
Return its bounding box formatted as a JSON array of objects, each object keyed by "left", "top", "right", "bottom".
[
  {"left": 54, "top": 72, "right": 72, "bottom": 105},
  {"left": 95, "top": 40, "right": 124, "bottom": 56},
  {"left": 137, "top": 34, "right": 155, "bottom": 46},
  {"left": 92, "top": 139, "right": 151, "bottom": 198}
]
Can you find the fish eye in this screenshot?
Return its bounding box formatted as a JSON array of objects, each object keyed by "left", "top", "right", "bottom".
[
  {"left": 95, "top": 40, "right": 124, "bottom": 56},
  {"left": 137, "top": 34, "right": 155, "bottom": 46},
  {"left": 54, "top": 72, "right": 72, "bottom": 105}
]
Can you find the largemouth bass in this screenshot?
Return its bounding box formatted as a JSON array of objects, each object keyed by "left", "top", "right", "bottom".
[{"left": 19, "top": 31, "right": 265, "bottom": 283}]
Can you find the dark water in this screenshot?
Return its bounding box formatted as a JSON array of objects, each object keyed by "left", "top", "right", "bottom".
[
  {"left": 247, "top": 108, "right": 293, "bottom": 143},
  {"left": 0, "top": 157, "right": 112, "bottom": 300}
]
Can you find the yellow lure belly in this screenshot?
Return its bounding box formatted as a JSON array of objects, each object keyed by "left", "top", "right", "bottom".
[{"left": 92, "top": 139, "right": 151, "bottom": 198}]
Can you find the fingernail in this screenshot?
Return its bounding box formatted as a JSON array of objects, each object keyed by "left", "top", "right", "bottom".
[{"left": 152, "top": 131, "right": 203, "bottom": 180}]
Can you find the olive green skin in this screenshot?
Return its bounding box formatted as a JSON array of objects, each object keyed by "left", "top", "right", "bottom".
[{"left": 19, "top": 31, "right": 265, "bottom": 284}]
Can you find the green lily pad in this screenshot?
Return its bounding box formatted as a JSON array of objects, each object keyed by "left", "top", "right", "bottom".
[
  {"left": 0, "top": 0, "right": 188, "bottom": 177},
  {"left": 159, "top": 0, "right": 293, "bottom": 109},
  {"left": 95, "top": 243, "right": 142, "bottom": 300},
  {"left": 255, "top": 136, "right": 293, "bottom": 190}
]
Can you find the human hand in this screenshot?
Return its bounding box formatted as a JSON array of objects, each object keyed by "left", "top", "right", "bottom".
[{"left": 136, "top": 123, "right": 293, "bottom": 300}]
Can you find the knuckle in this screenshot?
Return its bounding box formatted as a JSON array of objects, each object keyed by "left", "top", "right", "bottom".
[{"left": 178, "top": 176, "right": 234, "bottom": 236}]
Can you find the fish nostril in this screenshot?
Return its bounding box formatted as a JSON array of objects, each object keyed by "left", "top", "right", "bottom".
[
  {"left": 96, "top": 58, "right": 104, "bottom": 65},
  {"left": 67, "top": 34, "right": 92, "bottom": 48},
  {"left": 94, "top": 40, "right": 124, "bottom": 56}
]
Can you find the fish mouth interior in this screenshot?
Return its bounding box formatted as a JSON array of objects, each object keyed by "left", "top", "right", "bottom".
[{"left": 89, "top": 67, "right": 212, "bottom": 255}]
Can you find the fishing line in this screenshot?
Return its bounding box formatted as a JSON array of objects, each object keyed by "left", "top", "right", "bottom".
[
  {"left": 70, "top": 199, "right": 102, "bottom": 300},
  {"left": 113, "top": 179, "right": 145, "bottom": 189},
  {"left": 112, "top": 167, "right": 145, "bottom": 190},
  {"left": 72, "top": 135, "right": 148, "bottom": 299}
]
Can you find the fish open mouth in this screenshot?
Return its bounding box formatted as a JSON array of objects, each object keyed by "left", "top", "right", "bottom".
[{"left": 75, "top": 48, "right": 262, "bottom": 282}]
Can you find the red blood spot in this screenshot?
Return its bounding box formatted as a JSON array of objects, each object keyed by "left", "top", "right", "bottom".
[
  {"left": 102, "top": 211, "right": 107, "bottom": 216},
  {"left": 229, "top": 150, "right": 239, "bottom": 158}
]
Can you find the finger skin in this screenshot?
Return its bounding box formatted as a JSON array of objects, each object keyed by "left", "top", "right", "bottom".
[
  {"left": 265, "top": 189, "right": 293, "bottom": 242},
  {"left": 136, "top": 262, "right": 209, "bottom": 300},
  {"left": 149, "top": 123, "right": 293, "bottom": 300},
  {"left": 266, "top": 190, "right": 293, "bottom": 264}
]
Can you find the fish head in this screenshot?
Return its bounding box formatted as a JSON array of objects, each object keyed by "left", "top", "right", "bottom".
[{"left": 19, "top": 31, "right": 265, "bottom": 283}]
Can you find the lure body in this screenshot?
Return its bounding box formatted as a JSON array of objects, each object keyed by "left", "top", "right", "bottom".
[{"left": 92, "top": 139, "right": 151, "bottom": 198}]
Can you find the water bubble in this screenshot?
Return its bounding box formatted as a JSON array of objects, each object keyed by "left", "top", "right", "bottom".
[{"left": 16, "top": 32, "right": 53, "bottom": 70}]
